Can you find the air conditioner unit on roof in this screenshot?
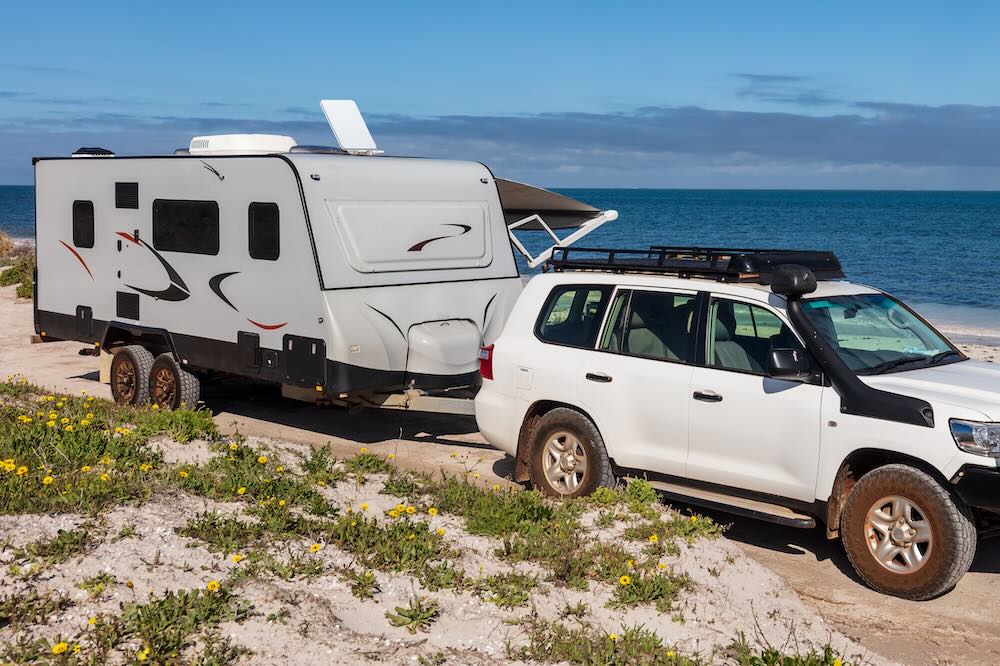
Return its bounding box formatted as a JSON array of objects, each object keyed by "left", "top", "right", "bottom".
[{"left": 188, "top": 134, "right": 296, "bottom": 155}]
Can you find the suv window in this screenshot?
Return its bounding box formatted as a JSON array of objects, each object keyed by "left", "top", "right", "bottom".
[
  {"left": 600, "top": 289, "right": 695, "bottom": 362},
  {"left": 708, "top": 299, "right": 802, "bottom": 374},
  {"left": 536, "top": 285, "right": 613, "bottom": 348}
]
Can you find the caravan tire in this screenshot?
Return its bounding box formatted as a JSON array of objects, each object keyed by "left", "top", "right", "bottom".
[
  {"left": 110, "top": 345, "right": 154, "bottom": 405},
  {"left": 149, "top": 354, "right": 200, "bottom": 410}
]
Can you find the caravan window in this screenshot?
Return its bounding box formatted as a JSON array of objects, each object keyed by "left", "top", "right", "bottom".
[
  {"left": 248, "top": 202, "right": 279, "bottom": 260},
  {"left": 72, "top": 200, "right": 94, "bottom": 248},
  {"left": 152, "top": 199, "right": 219, "bottom": 255}
]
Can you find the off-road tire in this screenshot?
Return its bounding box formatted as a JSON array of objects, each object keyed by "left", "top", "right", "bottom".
[
  {"left": 109, "top": 345, "right": 154, "bottom": 405},
  {"left": 148, "top": 353, "right": 200, "bottom": 410},
  {"left": 527, "top": 407, "right": 614, "bottom": 499},
  {"left": 840, "top": 464, "right": 977, "bottom": 600}
]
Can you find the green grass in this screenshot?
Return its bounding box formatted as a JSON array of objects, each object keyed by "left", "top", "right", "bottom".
[
  {"left": 0, "top": 590, "right": 71, "bottom": 630},
  {"left": 385, "top": 595, "right": 440, "bottom": 634},
  {"left": 473, "top": 571, "right": 538, "bottom": 608},
  {"left": 77, "top": 571, "right": 117, "bottom": 598},
  {"left": 0, "top": 254, "right": 34, "bottom": 299},
  {"left": 509, "top": 619, "right": 700, "bottom": 665}
]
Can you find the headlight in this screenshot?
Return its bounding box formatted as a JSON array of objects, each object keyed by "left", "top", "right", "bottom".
[{"left": 950, "top": 419, "right": 1000, "bottom": 458}]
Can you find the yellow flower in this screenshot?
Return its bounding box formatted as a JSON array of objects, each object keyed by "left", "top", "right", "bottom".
[
  {"left": 46, "top": 420, "right": 56, "bottom": 428},
  {"left": 56, "top": 401, "right": 64, "bottom": 408},
  {"left": 618, "top": 575, "right": 632, "bottom": 586},
  {"left": 472, "top": 473, "right": 481, "bottom": 479},
  {"left": 449, "top": 452, "right": 457, "bottom": 458},
  {"left": 100, "top": 456, "right": 111, "bottom": 465},
  {"left": 275, "top": 465, "right": 284, "bottom": 473},
  {"left": 626, "top": 559, "right": 634, "bottom": 569},
  {"left": 61, "top": 417, "right": 70, "bottom": 424},
  {"left": 657, "top": 562, "right": 668, "bottom": 571},
  {"left": 388, "top": 510, "right": 399, "bottom": 519},
  {"left": 690, "top": 516, "right": 698, "bottom": 524},
  {"left": 51, "top": 642, "right": 68, "bottom": 655},
  {"left": 88, "top": 616, "right": 97, "bottom": 626},
  {"left": 388, "top": 453, "right": 395, "bottom": 460},
  {"left": 406, "top": 533, "right": 416, "bottom": 540},
  {"left": 16, "top": 466, "right": 28, "bottom": 476},
  {"left": 309, "top": 543, "right": 322, "bottom": 553},
  {"left": 80, "top": 390, "right": 87, "bottom": 395},
  {"left": 648, "top": 534, "right": 659, "bottom": 544},
  {"left": 231, "top": 554, "right": 244, "bottom": 564},
  {"left": 80, "top": 419, "right": 91, "bottom": 426},
  {"left": 206, "top": 580, "right": 221, "bottom": 592},
  {"left": 150, "top": 404, "right": 159, "bottom": 410},
  {"left": 137, "top": 647, "right": 150, "bottom": 662},
  {"left": 492, "top": 484, "right": 501, "bottom": 492},
  {"left": 139, "top": 463, "right": 152, "bottom": 472},
  {"left": 86, "top": 413, "right": 94, "bottom": 419},
  {"left": 359, "top": 447, "right": 368, "bottom": 453},
  {"left": 832, "top": 660, "right": 841, "bottom": 666},
  {"left": 427, "top": 507, "right": 438, "bottom": 516},
  {"left": 257, "top": 455, "right": 268, "bottom": 464},
  {"left": 42, "top": 476, "right": 54, "bottom": 485},
  {"left": 405, "top": 506, "right": 416, "bottom": 515},
  {"left": 48, "top": 412, "right": 58, "bottom": 419},
  {"left": 395, "top": 503, "right": 405, "bottom": 513},
  {"left": 236, "top": 487, "right": 247, "bottom": 495},
  {"left": 278, "top": 499, "right": 286, "bottom": 507},
  {"left": 64, "top": 425, "right": 74, "bottom": 432},
  {"left": 80, "top": 465, "right": 92, "bottom": 473},
  {"left": 436, "top": 528, "right": 446, "bottom": 536},
  {"left": 73, "top": 645, "right": 81, "bottom": 654},
  {"left": 229, "top": 442, "right": 239, "bottom": 451},
  {"left": 666, "top": 650, "right": 676, "bottom": 658},
  {"left": 609, "top": 633, "right": 619, "bottom": 642},
  {"left": 360, "top": 502, "right": 369, "bottom": 511},
  {"left": 100, "top": 473, "right": 110, "bottom": 482},
  {"left": 178, "top": 470, "right": 189, "bottom": 479}
]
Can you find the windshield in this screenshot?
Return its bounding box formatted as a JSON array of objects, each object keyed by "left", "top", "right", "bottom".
[{"left": 800, "top": 293, "right": 964, "bottom": 375}]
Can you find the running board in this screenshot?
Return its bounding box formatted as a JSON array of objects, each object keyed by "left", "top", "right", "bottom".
[{"left": 645, "top": 480, "right": 817, "bottom": 529}]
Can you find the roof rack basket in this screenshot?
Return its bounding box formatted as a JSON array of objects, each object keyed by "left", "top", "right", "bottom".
[{"left": 545, "top": 246, "right": 845, "bottom": 284}]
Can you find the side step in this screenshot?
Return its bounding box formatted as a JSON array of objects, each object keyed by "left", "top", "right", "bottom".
[{"left": 646, "top": 480, "right": 817, "bottom": 529}]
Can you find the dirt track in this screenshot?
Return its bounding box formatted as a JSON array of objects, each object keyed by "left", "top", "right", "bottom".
[{"left": 2, "top": 284, "right": 998, "bottom": 666}]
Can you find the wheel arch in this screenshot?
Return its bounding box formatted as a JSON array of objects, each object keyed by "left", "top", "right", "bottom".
[
  {"left": 513, "top": 400, "right": 605, "bottom": 482},
  {"left": 102, "top": 323, "right": 177, "bottom": 360},
  {"left": 825, "top": 447, "right": 954, "bottom": 538}
]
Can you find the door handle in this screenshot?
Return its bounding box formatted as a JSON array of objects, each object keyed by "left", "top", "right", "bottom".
[
  {"left": 693, "top": 390, "right": 723, "bottom": 402},
  {"left": 585, "top": 372, "right": 613, "bottom": 383}
]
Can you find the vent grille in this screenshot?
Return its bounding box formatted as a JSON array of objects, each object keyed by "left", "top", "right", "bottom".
[
  {"left": 116, "top": 291, "right": 139, "bottom": 320},
  {"left": 115, "top": 182, "right": 139, "bottom": 209}
]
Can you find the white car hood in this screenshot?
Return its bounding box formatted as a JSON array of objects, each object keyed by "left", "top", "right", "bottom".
[{"left": 862, "top": 360, "right": 1000, "bottom": 420}]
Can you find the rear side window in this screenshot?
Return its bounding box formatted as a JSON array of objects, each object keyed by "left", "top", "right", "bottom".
[
  {"left": 152, "top": 199, "right": 219, "bottom": 255},
  {"left": 536, "top": 285, "right": 613, "bottom": 348},
  {"left": 248, "top": 202, "right": 280, "bottom": 260},
  {"left": 601, "top": 289, "right": 696, "bottom": 362},
  {"left": 72, "top": 200, "right": 94, "bottom": 248}
]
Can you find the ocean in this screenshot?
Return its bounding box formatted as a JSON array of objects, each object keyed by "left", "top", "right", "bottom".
[{"left": 3, "top": 185, "right": 999, "bottom": 340}]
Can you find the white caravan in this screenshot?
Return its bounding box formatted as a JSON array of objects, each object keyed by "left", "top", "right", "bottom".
[{"left": 32, "top": 101, "right": 616, "bottom": 409}]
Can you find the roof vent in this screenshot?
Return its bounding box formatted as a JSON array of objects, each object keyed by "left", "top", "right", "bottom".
[
  {"left": 188, "top": 134, "right": 296, "bottom": 155},
  {"left": 72, "top": 147, "right": 115, "bottom": 158}
]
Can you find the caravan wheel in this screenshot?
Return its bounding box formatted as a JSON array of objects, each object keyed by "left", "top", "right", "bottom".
[
  {"left": 149, "top": 354, "right": 201, "bottom": 410},
  {"left": 110, "top": 345, "right": 154, "bottom": 405}
]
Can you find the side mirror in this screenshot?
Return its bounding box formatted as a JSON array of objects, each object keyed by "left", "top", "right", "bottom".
[{"left": 768, "top": 348, "right": 814, "bottom": 382}]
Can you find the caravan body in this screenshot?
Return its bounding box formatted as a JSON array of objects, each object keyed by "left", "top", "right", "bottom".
[{"left": 34, "top": 152, "right": 522, "bottom": 396}]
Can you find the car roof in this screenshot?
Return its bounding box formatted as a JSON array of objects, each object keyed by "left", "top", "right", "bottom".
[{"left": 527, "top": 271, "right": 881, "bottom": 305}]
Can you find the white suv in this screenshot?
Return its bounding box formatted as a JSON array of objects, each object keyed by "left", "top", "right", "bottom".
[{"left": 475, "top": 247, "right": 1000, "bottom": 600}]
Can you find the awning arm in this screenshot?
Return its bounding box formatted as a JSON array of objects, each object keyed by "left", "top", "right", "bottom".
[{"left": 508, "top": 209, "right": 619, "bottom": 269}]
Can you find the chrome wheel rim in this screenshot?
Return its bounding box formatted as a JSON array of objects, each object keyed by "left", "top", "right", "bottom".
[
  {"left": 152, "top": 367, "right": 176, "bottom": 408},
  {"left": 864, "top": 495, "right": 933, "bottom": 574},
  {"left": 542, "top": 431, "right": 587, "bottom": 494},
  {"left": 114, "top": 358, "right": 136, "bottom": 403}
]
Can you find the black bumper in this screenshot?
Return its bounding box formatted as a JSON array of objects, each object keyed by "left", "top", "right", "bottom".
[{"left": 952, "top": 465, "right": 1000, "bottom": 513}]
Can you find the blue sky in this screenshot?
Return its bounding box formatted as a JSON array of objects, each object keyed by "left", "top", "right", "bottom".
[{"left": 2, "top": 1, "right": 999, "bottom": 187}]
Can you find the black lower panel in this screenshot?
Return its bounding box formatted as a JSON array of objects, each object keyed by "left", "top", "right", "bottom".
[
  {"left": 35, "top": 309, "right": 426, "bottom": 394},
  {"left": 953, "top": 465, "right": 1000, "bottom": 513},
  {"left": 282, "top": 335, "right": 326, "bottom": 387}
]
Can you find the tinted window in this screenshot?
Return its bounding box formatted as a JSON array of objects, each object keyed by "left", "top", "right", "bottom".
[
  {"left": 536, "top": 285, "right": 612, "bottom": 348},
  {"left": 248, "top": 202, "right": 279, "bottom": 260},
  {"left": 152, "top": 199, "right": 219, "bottom": 255},
  {"left": 72, "top": 200, "right": 94, "bottom": 248},
  {"left": 708, "top": 299, "right": 802, "bottom": 374},
  {"left": 602, "top": 289, "right": 695, "bottom": 362}
]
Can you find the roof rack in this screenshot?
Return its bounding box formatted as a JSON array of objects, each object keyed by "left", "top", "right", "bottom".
[{"left": 545, "top": 246, "right": 845, "bottom": 283}]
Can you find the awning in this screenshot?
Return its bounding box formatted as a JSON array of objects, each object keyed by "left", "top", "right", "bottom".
[{"left": 496, "top": 178, "right": 604, "bottom": 230}]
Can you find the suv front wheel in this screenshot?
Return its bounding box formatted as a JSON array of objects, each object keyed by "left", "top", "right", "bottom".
[
  {"left": 527, "top": 408, "right": 615, "bottom": 499},
  {"left": 840, "top": 464, "right": 977, "bottom": 600}
]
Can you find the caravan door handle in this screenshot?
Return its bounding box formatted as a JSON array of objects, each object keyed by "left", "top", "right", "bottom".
[
  {"left": 693, "top": 390, "right": 723, "bottom": 403},
  {"left": 585, "top": 372, "right": 613, "bottom": 383}
]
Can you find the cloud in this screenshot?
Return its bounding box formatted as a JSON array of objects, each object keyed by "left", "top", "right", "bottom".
[
  {"left": 3, "top": 101, "right": 1000, "bottom": 187},
  {"left": 732, "top": 72, "right": 841, "bottom": 107}
]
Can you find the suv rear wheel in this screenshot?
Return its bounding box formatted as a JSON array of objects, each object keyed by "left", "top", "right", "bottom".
[
  {"left": 840, "top": 464, "right": 977, "bottom": 600},
  {"left": 527, "top": 408, "right": 614, "bottom": 498}
]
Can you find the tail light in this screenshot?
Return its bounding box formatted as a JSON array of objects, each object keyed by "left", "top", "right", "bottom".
[{"left": 479, "top": 344, "right": 494, "bottom": 381}]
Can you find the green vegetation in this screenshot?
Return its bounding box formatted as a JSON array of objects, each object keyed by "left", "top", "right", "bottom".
[
  {"left": 0, "top": 253, "right": 34, "bottom": 299},
  {"left": 77, "top": 571, "right": 117, "bottom": 598},
  {"left": 385, "top": 595, "right": 440, "bottom": 634},
  {"left": 0, "top": 591, "right": 70, "bottom": 630}
]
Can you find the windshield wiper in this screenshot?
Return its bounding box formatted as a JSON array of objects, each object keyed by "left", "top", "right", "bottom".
[
  {"left": 928, "top": 350, "right": 962, "bottom": 366},
  {"left": 864, "top": 355, "right": 929, "bottom": 375}
]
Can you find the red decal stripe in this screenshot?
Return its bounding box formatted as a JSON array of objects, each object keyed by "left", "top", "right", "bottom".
[
  {"left": 59, "top": 241, "right": 94, "bottom": 280},
  {"left": 116, "top": 231, "right": 138, "bottom": 243},
  {"left": 247, "top": 318, "right": 288, "bottom": 330}
]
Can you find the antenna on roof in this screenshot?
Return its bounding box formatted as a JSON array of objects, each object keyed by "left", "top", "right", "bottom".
[{"left": 320, "top": 100, "right": 382, "bottom": 155}]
